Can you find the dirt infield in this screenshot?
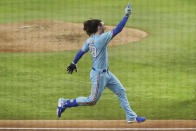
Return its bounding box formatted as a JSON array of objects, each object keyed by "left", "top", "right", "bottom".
[
  {"left": 0, "top": 120, "right": 196, "bottom": 131},
  {"left": 0, "top": 20, "right": 148, "bottom": 52}
]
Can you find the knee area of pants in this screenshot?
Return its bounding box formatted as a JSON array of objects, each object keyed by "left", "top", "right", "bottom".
[
  {"left": 91, "top": 101, "right": 97, "bottom": 105},
  {"left": 87, "top": 97, "right": 97, "bottom": 105},
  {"left": 117, "top": 88, "right": 126, "bottom": 95},
  {"left": 89, "top": 99, "right": 97, "bottom": 105}
]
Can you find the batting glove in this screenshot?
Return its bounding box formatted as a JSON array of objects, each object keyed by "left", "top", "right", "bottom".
[
  {"left": 67, "top": 62, "right": 77, "bottom": 74},
  {"left": 125, "top": 2, "right": 132, "bottom": 17}
]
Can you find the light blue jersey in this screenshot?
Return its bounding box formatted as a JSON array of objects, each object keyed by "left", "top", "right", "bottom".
[{"left": 81, "top": 31, "right": 113, "bottom": 70}]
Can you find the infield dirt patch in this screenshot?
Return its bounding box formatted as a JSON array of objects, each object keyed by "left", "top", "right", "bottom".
[{"left": 0, "top": 20, "right": 148, "bottom": 52}]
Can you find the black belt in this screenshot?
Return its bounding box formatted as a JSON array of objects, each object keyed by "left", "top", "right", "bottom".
[{"left": 92, "top": 67, "right": 108, "bottom": 72}]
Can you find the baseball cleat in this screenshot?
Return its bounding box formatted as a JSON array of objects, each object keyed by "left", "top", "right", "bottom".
[
  {"left": 57, "top": 98, "right": 67, "bottom": 118},
  {"left": 136, "top": 117, "right": 146, "bottom": 122},
  {"left": 127, "top": 117, "right": 146, "bottom": 123}
]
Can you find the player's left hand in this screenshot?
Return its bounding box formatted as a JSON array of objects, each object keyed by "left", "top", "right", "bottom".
[
  {"left": 125, "top": 2, "right": 132, "bottom": 17},
  {"left": 67, "top": 62, "right": 77, "bottom": 74}
]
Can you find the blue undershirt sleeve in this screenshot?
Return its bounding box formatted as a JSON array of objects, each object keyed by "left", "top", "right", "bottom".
[
  {"left": 73, "top": 50, "right": 85, "bottom": 64},
  {"left": 73, "top": 41, "right": 89, "bottom": 64},
  {"left": 112, "top": 16, "right": 129, "bottom": 38}
]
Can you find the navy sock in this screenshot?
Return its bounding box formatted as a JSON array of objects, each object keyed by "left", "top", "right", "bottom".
[{"left": 66, "top": 99, "right": 78, "bottom": 107}]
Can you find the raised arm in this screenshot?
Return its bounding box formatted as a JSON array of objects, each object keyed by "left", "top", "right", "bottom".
[{"left": 112, "top": 2, "right": 132, "bottom": 38}]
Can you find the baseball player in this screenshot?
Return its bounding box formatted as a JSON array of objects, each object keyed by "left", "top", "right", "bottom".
[{"left": 57, "top": 2, "right": 146, "bottom": 123}]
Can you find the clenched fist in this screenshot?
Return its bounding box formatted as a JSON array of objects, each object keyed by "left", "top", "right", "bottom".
[{"left": 67, "top": 62, "right": 77, "bottom": 74}]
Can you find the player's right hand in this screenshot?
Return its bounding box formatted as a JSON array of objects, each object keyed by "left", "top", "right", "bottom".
[
  {"left": 67, "top": 62, "right": 77, "bottom": 74},
  {"left": 125, "top": 2, "right": 132, "bottom": 17}
]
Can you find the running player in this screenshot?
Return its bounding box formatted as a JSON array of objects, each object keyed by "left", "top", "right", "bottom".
[{"left": 57, "top": 2, "right": 146, "bottom": 123}]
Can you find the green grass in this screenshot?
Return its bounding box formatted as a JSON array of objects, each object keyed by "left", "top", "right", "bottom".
[{"left": 0, "top": 0, "right": 196, "bottom": 120}]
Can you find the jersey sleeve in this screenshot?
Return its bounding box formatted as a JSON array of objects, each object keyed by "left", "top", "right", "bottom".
[
  {"left": 100, "top": 31, "right": 113, "bottom": 46},
  {"left": 81, "top": 41, "right": 89, "bottom": 52}
]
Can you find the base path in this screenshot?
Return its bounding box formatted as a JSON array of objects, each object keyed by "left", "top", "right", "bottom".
[
  {"left": 0, "top": 20, "right": 148, "bottom": 52},
  {"left": 0, "top": 120, "right": 195, "bottom": 131}
]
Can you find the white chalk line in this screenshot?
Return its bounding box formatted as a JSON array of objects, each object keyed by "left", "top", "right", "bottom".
[{"left": 0, "top": 128, "right": 196, "bottom": 130}]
